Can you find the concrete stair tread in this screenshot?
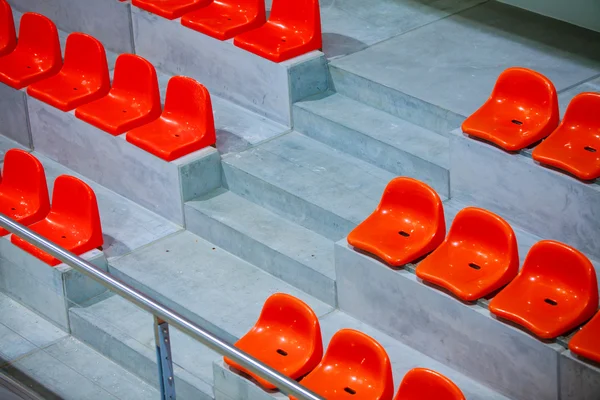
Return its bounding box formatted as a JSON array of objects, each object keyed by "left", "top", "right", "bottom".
[
  {"left": 295, "top": 92, "right": 449, "bottom": 168},
  {"left": 186, "top": 189, "right": 335, "bottom": 280}
]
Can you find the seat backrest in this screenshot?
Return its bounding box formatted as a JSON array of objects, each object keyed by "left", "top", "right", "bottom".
[
  {"left": 492, "top": 67, "right": 558, "bottom": 114},
  {"left": 268, "top": 0, "right": 320, "bottom": 36},
  {"left": 561, "top": 92, "right": 600, "bottom": 129},
  {"left": 1, "top": 149, "right": 49, "bottom": 212},
  {"left": 62, "top": 33, "right": 110, "bottom": 86},
  {"left": 0, "top": 0, "right": 16, "bottom": 55},
  {"left": 111, "top": 54, "right": 160, "bottom": 104},
  {"left": 16, "top": 13, "right": 61, "bottom": 62},
  {"left": 163, "top": 76, "right": 215, "bottom": 134},
  {"left": 394, "top": 368, "right": 466, "bottom": 400},
  {"left": 49, "top": 175, "right": 102, "bottom": 239}
]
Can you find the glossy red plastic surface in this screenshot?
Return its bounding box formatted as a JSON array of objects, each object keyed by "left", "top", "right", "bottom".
[
  {"left": 290, "top": 329, "right": 394, "bottom": 400},
  {"left": 132, "top": 0, "right": 211, "bottom": 19},
  {"left": 489, "top": 240, "right": 598, "bottom": 339},
  {"left": 75, "top": 54, "right": 161, "bottom": 136},
  {"left": 394, "top": 368, "right": 465, "bottom": 400},
  {"left": 126, "top": 76, "right": 215, "bottom": 161},
  {"left": 462, "top": 67, "right": 559, "bottom": 151},
  {"left": 532, "top": 92, "right": 600, "bottom": 180},
  {"left": 27, "top": 33, "right": 110, "bottom": 112},
  {"left": 0, "top": 12, "right": 61, "bottom": 89},
  {"left": 569, "top": 311, "right": 600, "bottom": 364},
  {"left": 181, "top": 0, "right": 266, "bottom": 41},
  {"left": 11, "top": 175, "right": 103, "bottom": 266},
  {"left": 347, "top": 177, "right": 445, "bottom": 267},
  {"left": 0, "top": 0, "right": 16, "bottom": 56},
  {"left": 224, "top": 293, "right": 323, "bottom": 390},
  {"left": 415, "top": 207, "right": 519, "bottom": 301},
  {"left": 0, "top": 149, "right": 50, "bottom": 236},
  {"left": 233, "top": 0, "right": 321, "bottom": 62}
]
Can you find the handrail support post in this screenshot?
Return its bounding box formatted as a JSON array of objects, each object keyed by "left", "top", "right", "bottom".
[{"left": 154, "top": 316, "right": 176, "bottom": 399}]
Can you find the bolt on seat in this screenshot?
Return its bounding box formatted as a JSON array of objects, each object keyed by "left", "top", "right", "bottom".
[
  {"left": 0, "top": 149, "right": 50, "bottom": 236},
  {"left": 181, "top": 0, "right": 266, "bottom": 41},
  {"left": 290, "top": 329, "right": 394, "bottom": 400},
  {"left": 27, "top": 33, "right": 110, "bottom": 112},
  {"left": 233, "top": 0, "right": 321, "bottom": 62},
  {"left": 348, "top": 177, "right": 445, "bottom": 267},
  {"left": 532, "top": 92, "right": 600, "bottom": 180},
  {"left": 224, "top": 293, "right": 323, "bottom": 390},
  {"left": 0, "top": 0, "right": 16, "bottom": 57},
  {"left": 394, "top": 368, "right": 466, "bottom": 400},
  {"left": 415, "top": 207, "right": 519, "bottom": 302},
  {"left": 462, "top": 67, "right": 559, "bottom": 151},
  {"left": 0, "top": 12, "right": 62, "bottom": 89},
  {"left": 75, "top": 54, "right": 161, "bottom": 136},
  {"left": 11, "top": 175, "right": 104, "bottom": 266},
  {"left": 132, "top": 0, "right": 211, "bottom": 20},
  {"left": 569, "top": 311, "right": 600, "bottom": 364},
  {"left": 489, "top": 240, "right": 598, "bottom": 339},
  {"left": 126, "top": 76, "right": 216, "bottom": 161}
]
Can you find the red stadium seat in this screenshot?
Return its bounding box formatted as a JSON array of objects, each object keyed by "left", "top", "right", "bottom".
[
  {"left": 75, "top": 54, "right": 161, "bottom": 136},
  {"left": 233, "top": 0, "right": 321, "bottom": 62},
  {"left": 532, "top": 92, "right": 600, "bottom": 180},
  {"left": 489, "top": 240, "right": 598, "bottom": 339},
  {"left": 0, "top": 0, "right": 16, "bottom": 56},
  {"left": 225, "top": 293, "right": 323, "bottom": 390},
  {"left": 126, "top": 76, "right": 215, "bottom": 161},
  {"left": 290, "top": 329, "right": 394, "bottom": 400},
  {"left": 132, "top": 0, "right": 211, "bottom": 20},
  {"left": 27, "top": 33, "right": 110, "bottom": 112},
  {"left": 569, "top": 311, "right": 600, "bottom": 364},
  {"left": 0, "top": 149, "right": 50, "bottom": 236},
  {"left": 416, "top": 207, "right": 519, "bottom": 302},
  {"left": 11, "top": 175, "right": 103, "bottom": 266},
  {"left": 0, "top": 13, "right": 61, "bottom": 89},
  {"left": 462, "top": 67, "right": 559, "bottom": 151},
  {"left": 394, "top": 368, "right": 465, "bottom": 400},
  {"left": 181, "top": 0, "right": 266, "bottom": 41},
  {"left": 348, "top": 177, "right": 445, "bottom": 267}
]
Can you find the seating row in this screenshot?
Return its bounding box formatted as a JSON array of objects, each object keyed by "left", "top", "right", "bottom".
[
  {"left": 0, "top": 149, "right": 103, "bottom": 266},
  {"left": 226, "top": 293, "right": 466, "bottom": 400},
  {"left": 0, "top": 3, "right": 216, "bottom": 161},
  {"left": 129, "top": 0, "right": 322, "bottom": 63},
  {"left": 462, "top": 67, "right": 600, "bottom": 181},
  {"left": 347, "top": 177, "right": 600, "bottom": 363}
]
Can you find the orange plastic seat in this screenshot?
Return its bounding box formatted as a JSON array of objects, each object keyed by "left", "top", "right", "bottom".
[
  {"left": 11, "top": 175, "right": 103, "bottom": 266},
  {"left": 233, "top": 0, "right": 321, "bottom": 62},
  {"left": 132, "top": 0, "right": 211, "bottom": 19},
  {"left": 224, "top": 293, "right": 323, "bottom": 390},
  {"left": 0, "top": 0, "right": 16, "bottom": 57},
  {"left": 126, "top": 76, "right": 216, "bottom": 161},
  {"left": 27, "top": 33, "right": 110, "bottom": 112},
  {"left": 394, "top": 368, "right": 465, "bottom": 400},
  {"left": 75, "top": 54, "right": 161, "bottom": 136},
  {"left": 415, "top": 207, "right": 519, "bottom": 302},
  {"left": 0, "top": 149, "right": 50, "bottom": 236},
  {"left": 181, "top": 0, "right": 266, "bottom": 41},
  {"left": 290, "top": 329, "right": 394, "bottom": 400},
  {"left": 462, "top": 67, "right": 559, "bottom": 151},
  {"left": 0, "top": 12, "right": 61, "bottom": 90},
  {"left": 347, "top": 177, "right": 445, "bottom": 267},
  {"left": 569, "top": 311, "right": 600, "bottom": 364},
  {"left": 532, "top": 92, "right": 600, "bottom": 180},
  {"left": 489, "top": 240, "right": 598, "bottom": 339}
]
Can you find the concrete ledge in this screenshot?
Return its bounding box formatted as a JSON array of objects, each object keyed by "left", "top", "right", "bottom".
[
  {"left": 0, "top": 85, "right": 31, "bottom": 148},
  {"left": 213, "top": 360, "right": 284, "bottom": 400},
  {"left": 450, "top": 129, "right": 600, "bottom": 261},
  {"left": 131, "top": 7, "right": 328, "bottom": 125},
  {"left": 28, "top": 97, "right": 221, "bottom": 226},
  {"left": 560, "top": 350, "right": 600, "bottom": 400},
  {"left": 335, "top": 239, "right": 561, "bottom": 400},
  {"left": 0, "top": 237, "right": 107, "bottom": 331}
]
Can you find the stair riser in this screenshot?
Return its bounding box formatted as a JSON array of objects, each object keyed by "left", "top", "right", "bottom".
[
  {"left": 293, "top": 105, "right": 450, "bottom": 197},
  {"left": 184, "top": 204, "right": 337, "bottom": 306},
  {"left": 0, "top": 86, "right": 31, "bottom": 148},
  {"left": 330, "top": 66, "right": 464, "bottom": 137}
]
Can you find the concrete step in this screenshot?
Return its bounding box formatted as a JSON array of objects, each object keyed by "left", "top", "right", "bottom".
[
  {"left": 185, "top": 188, "right": 336, "bottom": 305},
  {"left": 293, "top": 91, "right": 450, "bottom": 196},
  {"left": 222, "top": 131, "right": 408, "bottom": 241}
]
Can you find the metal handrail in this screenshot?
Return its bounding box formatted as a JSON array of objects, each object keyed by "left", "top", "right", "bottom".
[{"left": 0, "top": 214, "right": 324, "bottom": 400}]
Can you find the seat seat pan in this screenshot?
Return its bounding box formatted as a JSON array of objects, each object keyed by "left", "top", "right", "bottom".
[
  {"left": 0, "top": 50, "right": 58, "bottom": 89},
  {"left": 27, "top": 71, "right": 107, "bottom": 112},
  {"left": 0, "top": 191, "right": 42, "bottom": 236},
  {"left": 182, "top": 2, "right": 264, "bottom": 40},
  {"left": 569, "top": 312, "right": 600, "bottom": 363},
  {"left": 132, "top": 0, "right": 211, "bottom": 19},
  {"left": 297, "top": 368, "right": 385, "bottom": 399},
  {"left": 234, "top": 23, "right": 310, "bottom": 62}
]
